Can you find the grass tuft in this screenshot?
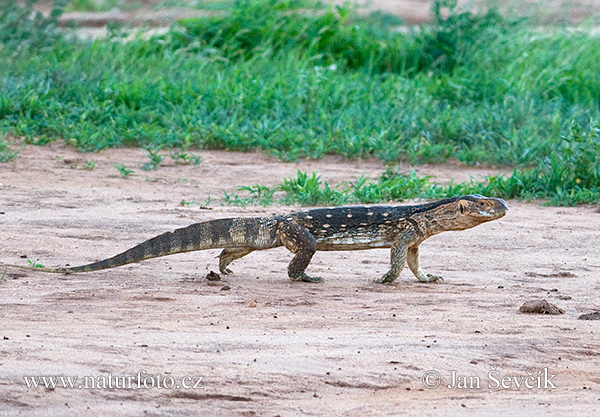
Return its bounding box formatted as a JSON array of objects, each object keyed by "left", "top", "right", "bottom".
[
  {"left": 114, "top": 163, "right": 135, "bottom": 178},
  {"left": 0, "top": 136, "right": 18, "bottom": 162}
]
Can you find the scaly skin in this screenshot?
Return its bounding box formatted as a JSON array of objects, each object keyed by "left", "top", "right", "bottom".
[{"left": 2, "top": 195, "right": 507, "bottom": 283}]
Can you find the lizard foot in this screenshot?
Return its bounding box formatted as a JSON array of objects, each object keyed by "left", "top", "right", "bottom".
[
  {"left": 418, "top": 273, "right": 443, "bottom": 283},
  {"left": 290, "top": 273, "right": 323, "bottom": 283},
  {"left": 374, "top": 272, "right": 398, "bottom": 284},
  {"left": 302, "top": 275, "right": 323, "bottom": 283},
  {"left": 219, "top": 267, "right": 233, "bottom": 275}
]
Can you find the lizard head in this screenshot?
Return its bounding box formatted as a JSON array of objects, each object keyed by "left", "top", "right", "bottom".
[{"left": 456, "top": 194, "right": 508, "bottom": 225}]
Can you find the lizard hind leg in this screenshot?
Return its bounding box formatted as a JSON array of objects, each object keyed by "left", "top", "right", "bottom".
[
  {"left": 218, "top": 247, "right": 254, "bottom": 275},
  {"left": 278, "top": 222, "right": 322, "bottom": 283}
]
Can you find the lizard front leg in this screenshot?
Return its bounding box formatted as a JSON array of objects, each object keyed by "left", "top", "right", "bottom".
[
  {"left": 407, "top": 246, "right": 443, "bottom": 283},
  {"left": 278, "top": 221, "right": 322, "bottom": 283},
  {"left": 218, "top": 247, "right": 254, "bottom": 275}
]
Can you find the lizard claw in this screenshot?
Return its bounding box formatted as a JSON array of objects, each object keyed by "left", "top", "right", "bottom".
[
  {"left": 302, "top": 275, "right": 323, "bottom": 283},
  {"left": 425, "top": 273, "right": 443, "bottom": 283},
  {"left": 290, "top": 273, "right": 323, "bottom": 283}
]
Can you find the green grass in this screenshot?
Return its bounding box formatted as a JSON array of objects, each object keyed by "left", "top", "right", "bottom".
[
  {"left": 155, "top": 0, "right": 235, "bottom": 11},
  {"left": 0, "top": 136, "right": 19, "bottom": 162},
  {"left": 169, "top": 148, "right": 203, "bottom": 165},
  {"left": 84, "top": 159, "right": 96, "bottom": 170},
  {"left": 66, "top": 0, "right": 144, "bottom": 12},
  {"left": 0, "top": 0, "right": 599, "bottom": 205},
  {"left": 228, "top": 153, "right": 600, "bottom": 208},
  {"left": 141, "top": 147, "right": 164, "bottom": 171},
  {"left": 26, "top": 259, "right": 45, "bottom": 268},
  {"left": 114, "top": 163, "right": 135, "bottom": 178}
]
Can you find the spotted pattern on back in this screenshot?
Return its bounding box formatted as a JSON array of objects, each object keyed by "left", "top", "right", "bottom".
[{"left": 290, "top": 206, "right": 402, "bottom": 239}]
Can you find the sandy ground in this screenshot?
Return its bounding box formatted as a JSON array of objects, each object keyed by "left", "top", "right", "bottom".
[{"left": 0, "top": 141, "right": 599, "bottom": 416}]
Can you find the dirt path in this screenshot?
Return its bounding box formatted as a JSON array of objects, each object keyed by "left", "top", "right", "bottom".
[{"left": 1, "top": 142, "right": 599, "bottom": 416}]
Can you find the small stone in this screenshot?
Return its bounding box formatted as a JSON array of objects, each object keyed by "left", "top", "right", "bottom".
[
  {"left": 519, "top": 299, "right": 564, "bottom": 315},
  {"left": 578, "top": 312, "right": 600, "bottom": 321},
  {"left": 206, "top": 271, "right": 221, "bottom": 281}
]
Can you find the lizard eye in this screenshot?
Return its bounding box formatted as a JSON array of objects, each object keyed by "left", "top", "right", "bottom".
[{"left": 460, "top": 204, "right": 465, "bottom": 214}]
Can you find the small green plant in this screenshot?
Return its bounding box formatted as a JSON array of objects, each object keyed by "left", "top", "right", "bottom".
[
  {"left": 237, "top": 184, "right": 276, "bottom": 206},
  {"left": 114, "top": 164, "right": 135, "bottom": 179},
  {"left": 180, "top": 197, "right": 213, "bottom": 208},
  {"left": 169, "top": 148, "right": 203, "bottom": 166},
  {"left": 84, "top": 160, "right": 96, "bottom": 170},
  {"left": 223, "top": 190, "right": 251, "bottom": 208},
  {"left": 279, "top": 171, "right": 348, "bottom": 206},
  {"left": 141, "top": 148, "right": 164, "bottom": 171},
  {"left": 0, "top": 138, "right": 18, "bottom": 162},
  {"left": 192, "top": 155, "right": 203, "bottom": 167},
  {"left": 26, "top": 259, "right": 45, "bottom": 268}
]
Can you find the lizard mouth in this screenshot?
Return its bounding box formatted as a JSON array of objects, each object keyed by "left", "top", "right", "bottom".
[
  {"left": 495, "top": 198, "right": 509, "bottom": 216},
  {"left": 486, "top": 200, "right": 508, "bottom": 219},
  {"left": 490, "top": 210, "right": 507, "bottom": 219},
  {"left": 474, "top": 198, "right": 508, "bottom": 220}
]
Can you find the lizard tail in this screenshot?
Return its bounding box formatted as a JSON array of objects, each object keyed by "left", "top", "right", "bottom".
[{"left": 3, "top": 217, "right": 278, "bottom": 274}]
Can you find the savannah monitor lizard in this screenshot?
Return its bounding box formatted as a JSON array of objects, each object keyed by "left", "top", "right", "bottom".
[{"left": 2, "top": 195, "right": 507, "bottom": 283}]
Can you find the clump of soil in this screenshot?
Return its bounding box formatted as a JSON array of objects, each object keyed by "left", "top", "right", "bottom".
[
  {"left": 519, "top": 299, "right": 565, "bottom": 315},
  {"left": 578, "top": 312, "right": 600, "bottom": 320},
  {"left": 206, "top": 271, "right": 221, "bottom": 281}
]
